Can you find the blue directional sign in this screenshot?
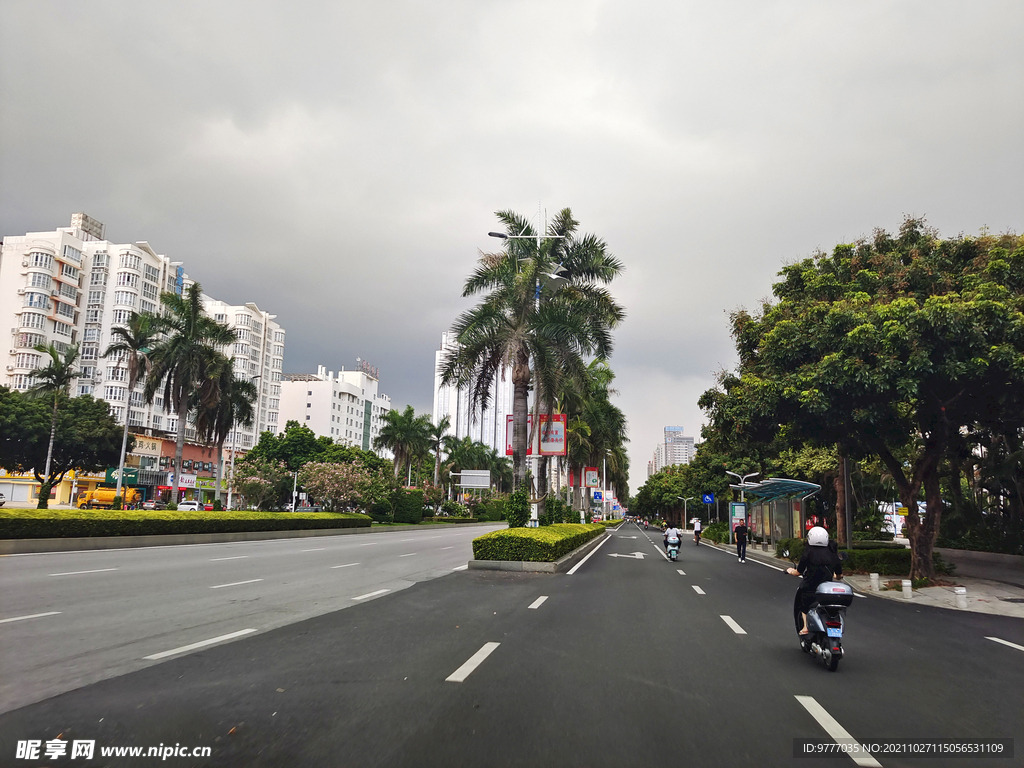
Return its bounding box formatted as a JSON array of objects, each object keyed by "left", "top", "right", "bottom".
[
  {"left": 594, "top": 491, "right": 604, "bottom": 501},
  {"left": 702, "top": 493, "right": 715, "bottom": 504}
]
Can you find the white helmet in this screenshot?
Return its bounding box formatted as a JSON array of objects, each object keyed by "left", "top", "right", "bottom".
[{"left": 807, "top": 526, "right": 829, "bottom": 547}]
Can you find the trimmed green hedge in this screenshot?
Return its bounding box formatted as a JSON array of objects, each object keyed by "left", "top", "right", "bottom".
[
  {"left": 0, "top": 508, "right": 371, "bottom": 538},
  {"left": 424, "top": 517, "right": 480, "bottom": 524},
  {"left": 472, "top": 523, "right": 606, "bottom": 562},
  {"left": 775, "top": 537, "right": 954, "bottom": 575}
]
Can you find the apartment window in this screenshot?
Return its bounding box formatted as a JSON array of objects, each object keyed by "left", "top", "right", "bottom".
[
  {"left": 29, "top": 273, "right": 52, "bottom": 290},
  {"left": 77, "top": 384, "right": 93, "bottom": 396},
  {"left": 110, "top": 406, "right": 125, "bottom": 423},
  {"left": 111, "top": 309, "right": 132, "bottom": 325},
  {"left": 129, "top": 391, "right": 146, "bottom": 407},
  {"left": 21, "top": 312, "right": 46, "bottom": 330},
  {"left": 106, "top": 366, "right": 128, "bottom": 382},
  {"left": 273, "top": 344, "right": 284, "bottom": 357},
  {"left": 90, "top": 271, "right": 108, "bottom": 287},
  {"left": 253, "top": 322, "right": 263, "bottom": 336},
  {"left": 113, "top": 290, "right": 137, "bottom": 307},
  {"left": 62, "top": 245, "right": 82, "bottom": 263},
  {"left": 60, "top": 263, "right": 79, "bottom": 280},
  {"left": 24, "top": 292, "right": 50, "bottom": 310},
  {"left": 53, "top": 321, "right": 73, "bottom": 337},
  {"left": 234, "top": 343, "right": 248, "bottom": 355},
  {"left": 85, "top": 309, "right": 103, "bottom": 323},
  {"left": 214, "top": 313, "right": 227, "bottom": 322},
  {"left": 141, "top": 281, "right": 158, "bottom": 300},
  {"left": 152, "top": 415, "right": 162, "bottom": 430},
  {"left": 15, "top": 352, "right": 40, "bottom": 369},
  {"left": 80, "top": 365, "right": 95, "bottom": 379},
  {"left": 116, "top": 272, "right": 139, "bottom": 287},
  {"left": 59, "top": 283, "right": 78, "bottom": 300},
  {"left": 141, "top": 300, "right": 156, "bottom": 314},
  {"left": 306, "top": 403, "right": 311, "bottom": 408},
  {"left": 31, "top": 252, "right": 54, "bottom": 270},
  {"left": 128, "top": 409, "right": 145, "bottom": 427},
  {"left": 55, "top": 301, "right": 75, "bottom": 318},
  {"left": 143, "top": 264, "right": 161, "bottom": 282},
  {"left": 235, "top": 328, "right": 250, "bottom": 342},
  {"left": 273, "top": 330, "right": 285, "bottom": 343},
  {"left": 17, "top": 332, "right": 46, "bottom": 348},
  {"left": 119, "top": 252, "right": 142, "bottom": 270},
  {"left": 80, "top": 344, "right": 99, "bottom": 360},
  {"left": 83, "top": 328, "right": 100, "bottom": 342},
  {"left": 87, "top": 289, "right": 104, "bottom": 304},
  {"left": 93, "top": 252, "right": 108, "bottom": 267},
  {"left": 11, "top": 374, "right": 36, "bottom": 391},
  {"left": 234, "top": 313, "right": 252, "bottom": 328}
]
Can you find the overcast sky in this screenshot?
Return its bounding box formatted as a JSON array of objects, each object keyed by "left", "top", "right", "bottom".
[{"left": 2, "top": 1, "right": 1021, "bottom": 493}]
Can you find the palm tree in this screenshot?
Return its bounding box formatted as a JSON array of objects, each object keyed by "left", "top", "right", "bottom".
[
  {"left": 145, "top": 283, "right": 237, "bottom": 504},
  {"left": 27, "top": 343, "right": 80, "bottom": 508},
  {"left": 193, "top": 359, "right": 259, "bottom": 508},
  {"left": 439, "top": 208, "right": 624, "bottom": 490},
  {"left": 374, "top": 405, "right": 431, "bottom": 484},
  {"left": 429, "top": 415, "right": 451, "bottom": 487},
  {"left": 103, "top": 312, "right": 160, "bottom": 502}
]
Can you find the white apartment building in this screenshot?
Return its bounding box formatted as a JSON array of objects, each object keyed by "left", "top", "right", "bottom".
[
  {"left": 1, "top": 213, "right": 285, "bottom": 453},
  {"left": 202, "top": 296, "right": 285, "bottom": 448},
  {"left": 651, "top": 426, "right": 695, "bottom": 473},
  {"left": 279, "top": 362, "right": 391, "bottom": 452},
  {"left": 432, "top": 331, "right": 512, "bottom": 453}
]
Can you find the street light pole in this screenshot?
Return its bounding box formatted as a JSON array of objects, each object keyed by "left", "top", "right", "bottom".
[{"left": 678, "top": 496, "right": 694, "bottom": 528}]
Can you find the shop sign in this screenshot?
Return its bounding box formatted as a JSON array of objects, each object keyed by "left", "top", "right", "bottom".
[{"left": 105, "top": 467, "right": 140, "bottom": 485}]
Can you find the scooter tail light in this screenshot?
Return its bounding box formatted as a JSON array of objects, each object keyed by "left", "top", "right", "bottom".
[{"left": 824, "top": 619, "right": 842, "bottom": 628}]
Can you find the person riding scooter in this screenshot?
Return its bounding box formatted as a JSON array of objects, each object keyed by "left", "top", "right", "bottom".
[
  {"left": 786, "top": 526, "right": 843, "bottom": 635},
  {"left": 693, "top": 518, "right": 702, "bottom": 544},
  {"left": 663, "top": 524, "right": 682, "bottom": 553}
]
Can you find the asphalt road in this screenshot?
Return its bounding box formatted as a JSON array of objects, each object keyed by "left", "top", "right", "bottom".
[
  {"left": 0, "top": 524, "right": 503, "bottom": 715},
  {"left": 1, "top": 521, "right": 1022, "bottom": 767}
]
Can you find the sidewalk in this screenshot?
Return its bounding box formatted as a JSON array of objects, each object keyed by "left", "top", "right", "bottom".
[{"left": 694, "top": 533, "right": 1024, "bottom": 620}]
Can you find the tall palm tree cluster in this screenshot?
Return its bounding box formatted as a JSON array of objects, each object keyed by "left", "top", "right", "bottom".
[
  {"left": 29, "top": 283, "right": 258, "bottom": 508},
  {"left": 438, "top": 208, "right": 628, "bottom": 515},
  {"left": 373, "top": 408, "right": 513, "bottom": 496}
]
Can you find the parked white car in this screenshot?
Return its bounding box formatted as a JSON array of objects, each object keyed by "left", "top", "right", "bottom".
[{"left": 177, "top": 500, "right": 203, "bottom": 511}]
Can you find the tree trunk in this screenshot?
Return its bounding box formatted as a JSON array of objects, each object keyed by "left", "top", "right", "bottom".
[
  {"left": 833, "top": 451, "right": 847, "bottom": 547},
  {"left": 38, "top": 398, "right": 59, "bottom": 509},
  {"left": 511, "top": 359, "right": 530, "bottom": 489},
  {"left": 174, "top": 396, "right": 187, "bottom": 504},
  {"left": 214, "top": 438, "right": 226, "bottom": 505},
  {"left": 908, "top": 467, "right": 943, "bottom": 580},
  {"left": 115, "top": 417, "right": 130, "bottom": 500}
]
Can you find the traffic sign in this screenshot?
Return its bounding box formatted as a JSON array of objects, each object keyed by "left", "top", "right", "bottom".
[{"left": 702, "top": 493, "right": 715, "bottom": 504}]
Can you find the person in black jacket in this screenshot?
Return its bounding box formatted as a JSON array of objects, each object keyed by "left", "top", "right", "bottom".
[
  {"left": 786, "top": 526, "right": 843, "bottom": 635},
  {"left": 734, "top": 521, "right": 749, "bottom": 562}
]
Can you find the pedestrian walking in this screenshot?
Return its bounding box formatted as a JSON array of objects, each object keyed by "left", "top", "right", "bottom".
[{"left": 735, "top": 521, "right": 749, "bottom": 562}]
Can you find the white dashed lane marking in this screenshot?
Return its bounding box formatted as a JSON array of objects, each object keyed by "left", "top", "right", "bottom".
[
  {"left": 0, "top": 611, "right": 61, "bottom": 624},
  {"left": 692, "top": 586, "right": 706, "bottom": 595},
  {"left": 209, "top": 579, "right": 264, "bottom": 589},
  {"left": 446, "top": 642, "right": 501, "bottom": 683},
  {"left": 49, "top": 568, "right": 119, "bottom": 577},
  {"left": 528, "top": 596, "right": 548, "bottom": 609},
  {"left": 720, "top": 615, "right": 747, "bottom": 634}
]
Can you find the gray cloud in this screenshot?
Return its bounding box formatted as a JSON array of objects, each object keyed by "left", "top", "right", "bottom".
[{"left": 3, "top": 0, "right": 1021, "bottom": 489}]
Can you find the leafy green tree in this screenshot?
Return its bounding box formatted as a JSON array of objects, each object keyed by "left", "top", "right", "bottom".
[
  {"left": 27, "top": 343, "right": 80, "bottom": 508},
  {"left": 428, "top": 415, "right": 451, "bottom": 487},
  {"left": 374, "top": 405, "right": 431, "bottom": 483},
  {"left": 247, "top": 420, "right": 333, "bottom": 471},
  {"left": 701, "top": 220, "right": 1024, "bottom": 577},
  {"left": 231, "top": 455, "right": 290, "bottom": 510},
  {"left": 0, "top": 388, "right": 127, "bottom": 502},
  {"left": 145, "top": 284, "right": 237, "bottom": 503},
  {"left": 439, "top": 208, "right": 625, "bottom": 490},
  {"left": 103, "top": 311, "right": 159, "bottom": 501}
]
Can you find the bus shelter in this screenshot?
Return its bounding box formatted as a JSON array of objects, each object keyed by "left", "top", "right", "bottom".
[{"left": 732, "top": 478, "right": 821, "bottom": 550}]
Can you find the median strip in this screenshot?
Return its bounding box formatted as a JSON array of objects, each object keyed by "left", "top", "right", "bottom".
[
  {"left": 446, "top": 642, "right": 501, "bottom": 682},
  {"left": 209, "top": 579, "right": 264, "bottom": 589},
  {"left": 0, "top": 611, "right": 61, "bottom": 625},
  {"left": 144, "top": 628, "right": 258, "bottom": 661}
]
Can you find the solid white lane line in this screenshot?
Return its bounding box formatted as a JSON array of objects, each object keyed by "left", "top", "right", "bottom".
[
  {"left": 986, "top": 636, "right": 1024, "bottom": 653},
  {"left": 360, "top": 543, "right": 378, "bottom": 546},
  {"left": 209, "top": 579, "right": 264, "bottom": 589},
  {"left": 399, "top": 539, "right": 415, "bottom": 542},
  {"left": 144, "top": 628, "right": 258, "bottom": 660},
  {"left": 692, "top": 585, "right": 706, "bottom": 595},
  {"left": 400, "top": 553, "right": 417, "bottom": 557},
  {"left": 330, "top": 563, "right": 360, "bottom": 569},
  {"left": 452, "top": 565, "right": 468, "bottom": 571},
  {"left": 794, "top": 695, "right": 882, "bottom": 767},
  {"left": 528, "top": 596, "right": 548, "bottom": 610},
  {"left": 854, "top": 593, "right": 867, "bottom": 598},
  {"left": 720, "top": 615, "right": 747, "bottom": 635},
  {"left": 0, "top": 611, "right": 62, "bottom": 625},
  {"left": 210, "top": 555, "right": 248, "bottom": 561},
  {"left": 49, "top": 568, "right": 119, "bottom": 576},
  {"left": 353, "top": 589, "right": 390, "bottom": 600},
  {"left": 301, "top": 548, "right": 326, "bottom": 552},
  {"left": 446, "top": 642, "right": 501, "bottom": 682},
  {"left": 676, "top": 569, "right": 686, "bottom": 576},
  {"left": 566, "top": 534, "right": 612, "bottom": 575},
  {"left": 745, "top": 557, "right": 786, "bottom": 572}
]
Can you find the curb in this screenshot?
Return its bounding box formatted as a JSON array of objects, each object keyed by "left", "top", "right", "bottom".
[
  {"left": 0, "top": 520, "right": 498, "bottom": 555},
  {"left": 468, "top": 531, "right": 610, "bottom": 573}
]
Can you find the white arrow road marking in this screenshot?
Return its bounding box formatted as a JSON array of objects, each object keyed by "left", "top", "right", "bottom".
[
  {"left": 692, "top": 585, "right": 706, "bottom": 595},
  {"left": 0, "top": 611, "right": 61, "bottom": 625},
  {"left": 608, "top": 552, "right": 646, "bottom": 559},
  {"left": 720, "top": 615, "right": 747, "bottom": 634},
  {"left": 795, "top": 695, "right": 882, "bottom": 767},
  {"left": 528, "top": 596, "right": 548, "bottom": 609},
  {"left": 446, "top": 642, "right": 500, "bottom": 682},
  {"left": 987, "top": 636, "right": 1024, "bottom": 653},
  {"left": 144, "top": 629, "right": 258, "bottom": 661}
]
